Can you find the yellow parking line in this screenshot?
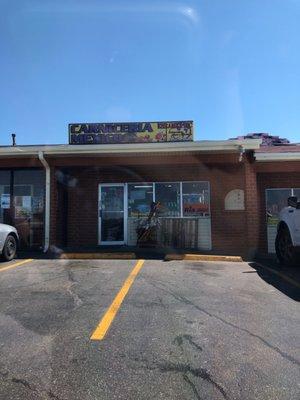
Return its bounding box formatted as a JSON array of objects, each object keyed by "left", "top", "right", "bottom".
[
  {"left": 0, "top": 258, "right": 33, "bottom": 272},
  {"left": 91, "top": 259, "right": 145, "bottom": 341},
  {"left": 256, "top": 262, "right": 300, "bottom": 289}
]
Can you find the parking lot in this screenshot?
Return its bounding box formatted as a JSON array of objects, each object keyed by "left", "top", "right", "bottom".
[{"left": 0, "top": 258, "right": 299, "bottom": 400}]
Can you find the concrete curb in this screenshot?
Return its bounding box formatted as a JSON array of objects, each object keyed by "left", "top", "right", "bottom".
[
  {"left": 59, "top": 253, "right": 136, "bottom": 260},
  {"left": 164, "top": 254, "right": 243, "bottom": 262},
  {"left": 57, "top": 252, "right": 243, "bottom": 262}
]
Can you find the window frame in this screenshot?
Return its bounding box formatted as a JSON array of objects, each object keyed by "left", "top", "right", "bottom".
[
  {"left": 126, "top": 181, "right": 210, "bottom": 219},
  {"left": 127, "top": 182, "right": 154, "bottom": 218},
  {"left": 181, "top": 181, "right": 211, "bottom": 218}
]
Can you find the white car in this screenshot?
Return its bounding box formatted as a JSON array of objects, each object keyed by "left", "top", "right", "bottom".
[
  {"left": 275, "top": 196, "right": 300, "bottom": 266},
  {"left": 0, "top": 224, "right": 19, "bottom": 261}
]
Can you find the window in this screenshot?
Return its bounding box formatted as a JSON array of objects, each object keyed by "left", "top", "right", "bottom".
[
  {"left": 0, "top": 171, "right": 11, "bottom": 223},
  {"left": 127, "top": 181, "right": 210, "bottom": 218},
  {"left": 182, "top": 182, "right": 210, "bottom": 216},
  {"left": 293, "top": 188, "right": 300, "bottom": 199},
  {"left": 13, "top": 184, "right": 32, "bottom": 196},
  {"left": 155, "top": 183, "right": 180, "bottom": 217},
  {"left": 266, "top": 189, "right": 292, "bottom": 225},
  {"left": 128, "top": 184, "right": 153, "bottom": 217},
  {"left": 266, "top": 188, "right": 300, "bottom": 224},
  {"left": 0, "top": 169, "right": 45, "bottom": 248},
  {"left": 14, "top": 170, "right": 44, "bottom": 220},
  {"left": 265, "top": 188, "right": 300, "bottom": 254}
]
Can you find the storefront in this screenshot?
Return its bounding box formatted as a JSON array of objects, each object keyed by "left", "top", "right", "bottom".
[
  {"left": 0, "top": 122, "right": 299, "bottom": 258},
  {"left": 98, "top": 181, "right": 211, "bottom": 248}
]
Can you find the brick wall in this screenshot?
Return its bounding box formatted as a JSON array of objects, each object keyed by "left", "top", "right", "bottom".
[
  {"left": 208, "top": 164, "right": 247, "bottom": 256},
  {"left": 0, "top": 158, "right": 41, "bottom": 168}
]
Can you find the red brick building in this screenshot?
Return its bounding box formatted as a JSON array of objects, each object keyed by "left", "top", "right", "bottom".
[{"left": 0, "top": 138, "right": 299, "bottom": 259}]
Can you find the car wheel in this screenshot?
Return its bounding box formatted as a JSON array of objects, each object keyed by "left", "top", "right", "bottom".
[
  {"left": 2, "top": 234, "right": 17, "bottom": 261},
  {"left": 275, "top": 225, "right": 296, "bottom": 266}
]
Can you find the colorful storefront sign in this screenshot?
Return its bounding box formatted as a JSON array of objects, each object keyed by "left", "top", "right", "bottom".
[{"left": 69, "top": 121, "right": 193, "bottom": 144}]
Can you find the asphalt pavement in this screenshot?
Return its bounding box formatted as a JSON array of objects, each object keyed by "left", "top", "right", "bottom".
[{"left": 0, "top": 258, "right": 299, "bottom": 400}]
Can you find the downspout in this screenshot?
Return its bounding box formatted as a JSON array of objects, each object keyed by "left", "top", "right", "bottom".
[
  {"left": 38, "top": 151, "right": 50, "bottom": 252},
  {"left": 238, "top": 145, "right": 245, "bottom": 162}
]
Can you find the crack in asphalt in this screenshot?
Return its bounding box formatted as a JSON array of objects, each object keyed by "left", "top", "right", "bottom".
[
  {"left": 66, "top": 269, "right": 76, "bottom": 283},
  {"left": 65, "top": 269, "right": 83, "bottom": 309},
  {"left": 66, "top": 286, "right": 83, "bottom": 308},
  {"left": 48, "top": 389, "right": 64, "bottom": 399},
  {"left": 183, "top": 373, "right": 203, "bottom": 400},
  {"left": 173, "top": 334, "right": 203, "bottom": 352},
  {"left": 11, "top": 376, "right": 35, "bottom": 390},
  {"left": 156, "top": 362, "right": 228, "bottom": 399},
  {"left": 131, "top": 358, "right": 228, "bottom": 399},
  {"left": 132, "top": 296, "right": 168, "bottom": 309},
  {"left": 0, "top": 369, "right": 65, "bottom": 400},
  {"left": 173, "top": 333, "right": 204, "bottom": 399},
  {"left": 146, "top": 278, "right": 300, "bottom": 367}
]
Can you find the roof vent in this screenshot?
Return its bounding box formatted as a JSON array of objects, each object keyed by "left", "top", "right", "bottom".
[{"left": 11, "top": 133, "right": 16, "bottom": 146}]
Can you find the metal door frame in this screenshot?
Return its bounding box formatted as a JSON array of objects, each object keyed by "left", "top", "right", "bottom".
[{"left": 98, "top": 183, "right": 127, "bottom": 245}]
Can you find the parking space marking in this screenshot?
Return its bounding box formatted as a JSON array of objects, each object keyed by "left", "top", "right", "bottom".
[
  {"left": 0, "top": 258, "right": 33, "bottom": 272},
  {"left": 255, "top": 262, "right": 300, "bottom": 289},
  {"left": 91, "top": 259, "right": 145, "bottom": 341}
]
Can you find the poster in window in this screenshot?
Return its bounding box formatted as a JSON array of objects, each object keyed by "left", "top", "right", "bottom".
[
  {"left": 14, "top": 196, "right": 32, "bottom": 218},
  {"left": 184, "top": 202, "right": 209, "bottom": 215},
  {"left": 32, "top": 196, "right": 44, "bottom": 213},
  {"left": 1, "top": 194, "right": 10, "bottom": 209}
]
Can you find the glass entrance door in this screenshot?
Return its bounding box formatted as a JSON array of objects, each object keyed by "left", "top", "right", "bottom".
[{"left": 99, "top": 184, "right": 125, "bottom": 244}]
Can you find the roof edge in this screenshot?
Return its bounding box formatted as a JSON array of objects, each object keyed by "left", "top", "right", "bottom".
[{"left": 0, "top": 139, "right": 262, "bottom": 157}]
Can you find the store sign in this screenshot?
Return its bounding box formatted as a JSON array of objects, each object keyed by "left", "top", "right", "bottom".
[{"left": 69, "top": 121, "right": 193, "bottom": 144}]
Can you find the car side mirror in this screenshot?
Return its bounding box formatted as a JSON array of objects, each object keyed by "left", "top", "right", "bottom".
[{"left": 287, "top": 196, "right": 298, "bottom": 208}]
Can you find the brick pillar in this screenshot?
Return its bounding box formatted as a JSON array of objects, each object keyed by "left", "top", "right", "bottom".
[{"left": 244, "top": 154, "right": 260, "bottom": 259}]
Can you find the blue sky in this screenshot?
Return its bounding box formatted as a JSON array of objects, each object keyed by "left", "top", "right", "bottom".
[{"left": 1, "top": 0, "right": 300, "bottom": 145}]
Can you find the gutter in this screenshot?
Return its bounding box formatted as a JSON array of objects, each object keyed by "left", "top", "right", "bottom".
[
  {"left": 38, "top": 151, "right": 50, "bottom": 253},
  {"left": 255, "top": 152, "right": 300, "bottom": 162},
  {"left": 0, "top": 139, "right": 262, "bottom": 157}
]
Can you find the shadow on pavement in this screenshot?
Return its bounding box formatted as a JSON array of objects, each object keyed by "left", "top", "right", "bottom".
[{"left": 248, "top": 260, "right": 300, "bottom": 302}]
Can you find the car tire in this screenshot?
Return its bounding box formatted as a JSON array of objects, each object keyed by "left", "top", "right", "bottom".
[
  {"left": 275, "top": 225, "right": 296, "bottom": 267},
  {"left": 2, "top": 234, "right": 17, "bottom": 261}
]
